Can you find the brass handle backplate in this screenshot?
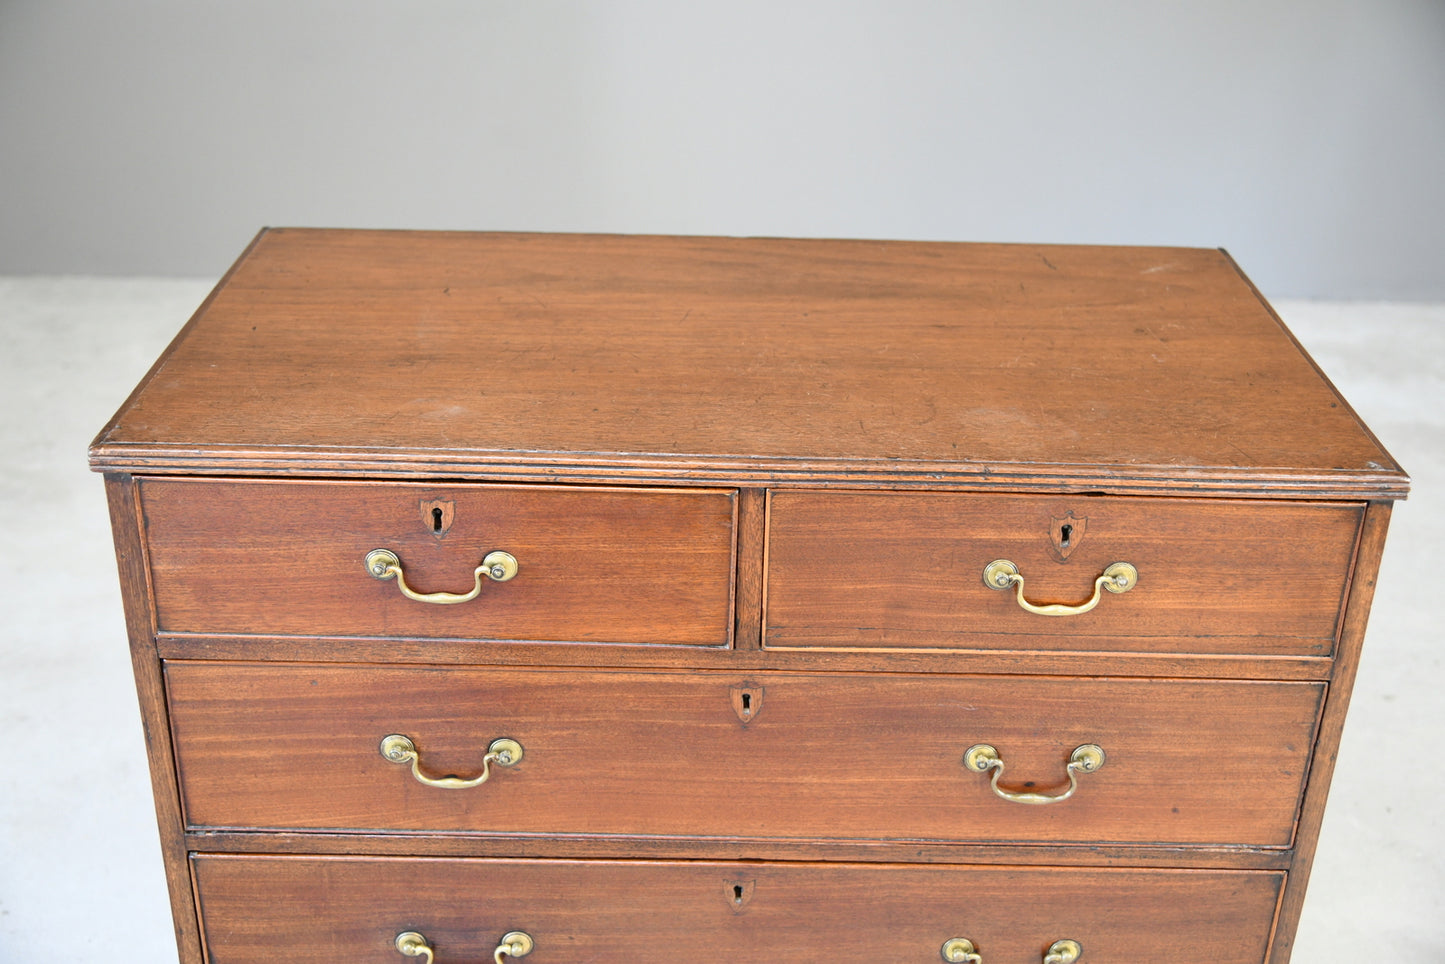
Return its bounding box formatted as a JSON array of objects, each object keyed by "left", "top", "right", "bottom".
[
  {"left": 494, "top": 931, "right": 534, "bottom": 963},
  {"left": 395, "top": 930, "right": 533, "bottom": 963},
  {"left": 367, "top": 548, "right": 518, "bottom": 604},
  {"left": 964, "top": 743, "right": 1105, "bottom": 804},
  {"left": 1044, "top": 939, "right": 1082, "bottom": 964},
  {"left": 943, "top": 936, "right": 1080, "bottom": 963},
  {"left": 396, "top": 932, "right": 435, "bottom": 963},
  {"left": 381, "top": 734, "right": 523, "bottom": 789},
  {"left": 942, "top": 937, "right": 984, "bottom": 962},
  {"left": 983, "top": 559, "right": 1137, "bottom": 616}
]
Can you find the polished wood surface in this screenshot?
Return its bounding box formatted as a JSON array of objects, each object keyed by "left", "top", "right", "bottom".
[
  {"left": 104, "top": 474, "right": 203, "bottom": 954},
  {"left": 766, "top": 491, "right": 1362, "bottom": 655},
  {"left": 192, "top": 855, "right": 1284, "bottom": 964},
  {"left": 1269, "top": 499, "right": 1393, "bottom": 963},
  {"left": 140, "top": 478, "right": 735, "bottom": 645},
  {"left": 165, "top": 661, "right": 1322, "bottom": 847},
  {"left": 91, "top": 231, "right": 1408, "bottom": 964},
  {"left": 91, "top": 229, "right": 1406, "bottom": 498},
  {"left": 181, "top": 826, "right": 1299, "bottom": 870}
]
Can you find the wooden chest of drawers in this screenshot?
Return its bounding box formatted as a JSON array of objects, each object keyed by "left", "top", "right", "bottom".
[{"left": 92, "top": 229, "right": 1408, "bottom": 963}]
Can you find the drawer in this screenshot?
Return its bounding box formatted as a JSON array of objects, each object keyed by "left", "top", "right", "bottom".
[
  {"left": 192, "top": 854, "right": 1284, "bottom": 964},
  {"left": 766, "top": 491, "right": 1363, "bottom": 656},
  {"left": 139, "top": 479, "right": 735, "bottom": 646},
  {"left": 167, "top": 662, "right": 1323, "bottom": 847}
]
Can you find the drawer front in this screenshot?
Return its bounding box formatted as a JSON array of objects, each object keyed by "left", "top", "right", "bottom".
[
  {"left": 167, "top": 662, "right": 1323, "bottom": 847},
  {"left": 193, "top": 854, "right": 1284, "bottom": 964},
  {"left": 140, "top": 479, "right": 735, "bottom": 646},
  {"left": 766, "top": 491, "right": 1362, "bottom": 656}
]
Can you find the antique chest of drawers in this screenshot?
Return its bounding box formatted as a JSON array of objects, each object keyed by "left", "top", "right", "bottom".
[{"left": 92, "top": 229, "right": 1408, "bottom": 963}]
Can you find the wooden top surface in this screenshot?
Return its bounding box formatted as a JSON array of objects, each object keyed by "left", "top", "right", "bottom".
[{"left": 90, "top": 228, "right": 1407, "bottom": 497}]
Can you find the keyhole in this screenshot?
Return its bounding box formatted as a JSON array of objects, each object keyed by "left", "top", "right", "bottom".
[
  {"left": 731, "top": 686, "right": 762, "bottom": 724},
  {"left": 432, "top": 507, "right": 444, "bottom": 533},
  {"left": 733, "top": 885, "right": 744, "bottom": 904},
  {"left": 1059, "top": 523, "right": 1072, "bottom": 548}
]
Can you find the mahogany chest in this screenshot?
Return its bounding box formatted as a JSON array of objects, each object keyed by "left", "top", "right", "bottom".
[{"left": 92, "top": 229, "right": 1408, "bottom": 963}]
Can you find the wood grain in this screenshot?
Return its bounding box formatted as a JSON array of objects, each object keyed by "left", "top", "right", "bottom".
[
  {"left": 140, "top": 478, "right": 736, "bottom": 646},
  {"left": 90, "top": 229, "right": 1407, "bottom": 498},
  {"left": 733, "top": 487, "right": 766, "bottom": 650},
  {"left": 89, "top": 231, "right": 1409, "bottom": 964},
  {"left": 766, "top": 491, "right": 1363, "bottom": 655},
  {"left": 104, "top": 474, "right": 204, "bottom": 964},
  {"left": 183, "top": 829, "right": 1297, "bottom": 870},
  {"left": 165, "top": 661, "right": 1323, "bottom": 848},
  {"left": 1269, "top": 500, "right": 1394, "bottom": 964},
  {"left": 152, "top": 630, "right": 1338, "bottom": 680},
  {"left": 192, "top": 854, "right": 1284, "bottom": 964}
]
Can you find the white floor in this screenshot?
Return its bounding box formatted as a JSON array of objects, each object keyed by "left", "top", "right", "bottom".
[{"left": 0, "top": 278, "right": 1440, "bottom": 961}]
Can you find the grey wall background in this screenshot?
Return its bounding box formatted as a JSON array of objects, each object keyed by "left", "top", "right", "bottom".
[{"left": 1, "top": 0, "right": 1442, "bottom": 299}]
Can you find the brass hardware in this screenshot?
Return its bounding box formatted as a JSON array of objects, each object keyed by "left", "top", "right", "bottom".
[
  {"left": 963, "top": 743, "right": 1105, "bottom": 805},
  {"left": 394, "top": 930, "right": 533, "bottom": 963},
  {"left": 983, "top": 559, "right": 1136, "bottom": 616},
  {"left": 395, "top": 931, "right": 434, "bottom": 963},
  {"left": 366, "top": 547, "right": 518, "bottom": 604},
  {"left": 942, "top": 937, "right": 984, "bottom": 962},
  {"left": 494, "top": 931, "right": 534, "bottom": 963},
  {"left": 1044, "top": 939, "right": 1082, "bottom": 964},
  {"left": 380, "top": 734, "right": 523, "bottom": 789}
]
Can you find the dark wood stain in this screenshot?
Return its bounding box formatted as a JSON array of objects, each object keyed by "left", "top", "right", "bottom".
[
  {"left": 192, "top": 855, "right": 1285, "bottom": 964},
  {"left": 165, "top": 662, "right": 1323, "bottom": 847},
  {"left": 91, "top": 229, "right": 1406, "bottom": 498},
  {"left": 90, "top": 230, "right": 1408, "bottom": 964}
]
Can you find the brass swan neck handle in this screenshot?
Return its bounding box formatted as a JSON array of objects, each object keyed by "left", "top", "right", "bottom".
[
  {"left": 963, "top": 744, "right": 1105, "bottom": 805},
  {"left": 366, "top": 548, "right": 517, "bottom": 604},
  {"left": 983, "top": 560, "right": 1137, "bottom": 616}
]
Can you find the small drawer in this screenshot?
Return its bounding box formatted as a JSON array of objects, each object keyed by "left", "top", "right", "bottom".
[
  {"left": 167, "top": 662, "right": 1323, "bottom": 847},
  {"left": 139, "top": 478, "right": 736, "bottom": 646},
  {"left": 193, "top": 854, "right": 1284, "bottom": 964},
  {"left": 765, "top": 491, "right": 1363, "bottom": 656}
]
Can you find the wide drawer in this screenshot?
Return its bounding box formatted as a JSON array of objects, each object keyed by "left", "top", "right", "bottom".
[
  {"left": 139, "top": 479, "right": 736, "bottom": 646},
  {"left": 766, "top": 491, "right": 1363, "bottom": 656},
  {"left": 167, "top": 662, "right": 1323, "bottom": 847},
  {"left": 192, "top": 854, "right": 1284, "bottom": 964}
]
